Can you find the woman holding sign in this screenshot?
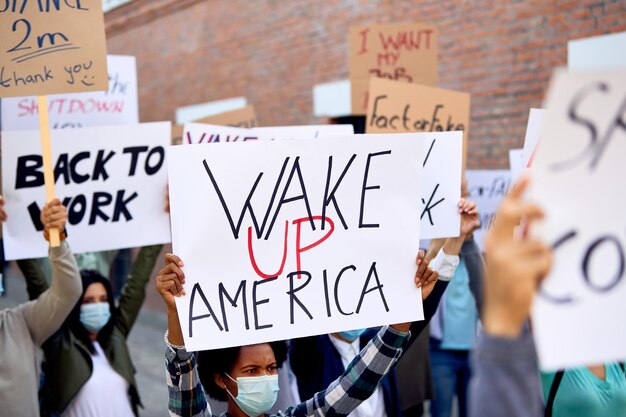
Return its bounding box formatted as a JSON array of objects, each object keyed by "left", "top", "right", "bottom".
[
  {"left": 18, "top": 239, "right": 162, "bottom": 416},
  {"left": 156, "top": 199, "right": 480, "bottom": 417},
  {"left": 0, "top": 198, "right": 82, "bottom": 417}
]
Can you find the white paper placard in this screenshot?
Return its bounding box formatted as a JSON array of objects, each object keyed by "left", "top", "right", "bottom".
[
  {"left": 252, "top": 124, "right": 354, "bottom": 140},
  {"left": 1, "top": 55, "right": 139, "bottom": 131},
  {"left": 509, "top": 148, "right": 524, "bottom": 182},
  {"left": 2, "top": 122, "right": 171, "bottom": 260},
  {"left": 466, "top": 170, "right": 512, "bottom": 252},
  {"left": 363, "top": 132, "right": 462, "bottom": 239},
  {"left": 182, "top": 123, "right": 355, "bottom": 145},
  {"left": 531, "top": 69, "right": 626, "bottom": 370},
  {"left": 522, "top": 108, "right": 546, "bottom": 167},
  {"left": 169, "top": 136, "right": 424, "bottom": 351}
]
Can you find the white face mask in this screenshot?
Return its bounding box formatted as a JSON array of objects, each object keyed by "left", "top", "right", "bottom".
[
  {"left": 79, "top": 302, "right": 111, "bottom": 333},
  {"left": 225, "top": 373, "right": 280, "bottom": 417}
]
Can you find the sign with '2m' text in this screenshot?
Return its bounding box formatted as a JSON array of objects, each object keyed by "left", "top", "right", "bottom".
[
  {"left": 0, "top": 0, "right": 108, "bottom": 97},
  {"left": 2, "top": 122, "right": 172, "bottom": 260},
  {"left": 531, "top": 69, "right": 626, "bottom": 370},
  {"left": 169, "top": 137, "right": 424, "bottom": 351}
]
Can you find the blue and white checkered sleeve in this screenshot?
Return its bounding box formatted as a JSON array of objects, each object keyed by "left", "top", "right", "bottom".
[
  {"left": 166, "top": 346, "right": 212, "bottom": 417},
  {"left": 288, "top": 325, "right": 409, "bottom": 417}
]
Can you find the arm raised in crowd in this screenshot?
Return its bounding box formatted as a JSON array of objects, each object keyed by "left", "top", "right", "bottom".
[
  {"left": 404, "top": 198, "right": 480, "bottom": 343},
  {"left": 116, "top": 244, "right": 163, "bottom": 337},
  {"left": 469, "top": 177, "right": 552, "bottom": 417},
  {"left": 19, "top": 199, "right": 82, "bottom": 345}
]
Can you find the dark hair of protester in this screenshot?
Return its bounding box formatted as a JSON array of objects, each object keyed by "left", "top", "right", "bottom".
[
  {"left": 67, "top": 270, "right": 116, "bottom": 354},
  {"left": 197, "top": 340, "right": 289, "bottom": 401}
]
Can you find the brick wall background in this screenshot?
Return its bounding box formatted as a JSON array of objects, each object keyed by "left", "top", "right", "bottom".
[{"left": 105, "top": 0, "right": 626, "bottom": 168}]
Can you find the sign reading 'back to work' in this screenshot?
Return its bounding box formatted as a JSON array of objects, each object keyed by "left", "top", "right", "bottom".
[{"left": 0, "top": 0, "right": 108, "bottom": 97}]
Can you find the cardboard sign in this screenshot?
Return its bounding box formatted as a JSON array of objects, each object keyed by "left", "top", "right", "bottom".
[
  {"left": 362, "top": 132, "right": 462, "bottom": 239},
  {"left": 182, "top": 123, "right": 355, "bottom": 145},
  {"left": 0, "top": 0, "right": 108, "bottom": 97},
  {"left": 522, "top": 108, "right": 546, "bottom": 168},
  {"left": 531, "top": 69, "right": 626, "bottom": 369},
  {"left": 349, "top": 23, "right": 438, "bottom": 115},
  {"left": 466, "top": 170, "right": 512, "bottom": 252},
  {"left": 168, "top": 136, "right": 424, "bottom": 350},
  {"left": 198, "top": 105, "right": 257, "bottom": 128},
  {"left": 2, "top": 122, "right": 172, "bottom": 260},
  {"left": 1, "top": 55, "right": 138, "bottom": 130},
  {"left": 509, "top": 148, "right": 524, "bottom": 182},
  {"left": 365, "top": 77, "right": 470, "bottom": 168}
]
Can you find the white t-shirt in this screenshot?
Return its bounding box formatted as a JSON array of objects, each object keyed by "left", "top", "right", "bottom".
[
  {"left": 328, "top": 335, "right": 387, "bottom": 417},
  {"left": 63, "top": 341, "right": 135, "bottom": 417}
]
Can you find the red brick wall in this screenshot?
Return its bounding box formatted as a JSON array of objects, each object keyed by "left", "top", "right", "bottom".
[{"left": 105, "top": 0, "right": 626, "bottom": 168}]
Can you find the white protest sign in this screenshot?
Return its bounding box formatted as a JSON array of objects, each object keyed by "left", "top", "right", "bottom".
[
  {"left": 252, "top": 124, "right": 354, "bottom": 140},
  {"left": 509, "top": 148, "right": 524, "bottom": 182},
  {"left": 531, "top": 69, "right": 626, "bottom": 369},
  {"left": 522, "top": 108, "right": 546, "bottom": 168},
  {"left": 182, "top": 123, "right": 257, "bottom": 144},
  {"left": 362, "top": 132, "right": 462, "bottom": 239},
  {"left": 182, "top": 123, "right": 355, "bottom": 144},
  {"left": 1, "top": 55, "right": 138, "bottom": 131},
  {"left": 2, "top": 122, "right": 171, "bottom": 260},
  {"left": 169, "top": 136, "right": 424, "bottom": 351},
  {"left": 466, "top": 170, "right": 511, "bottom": 252}
]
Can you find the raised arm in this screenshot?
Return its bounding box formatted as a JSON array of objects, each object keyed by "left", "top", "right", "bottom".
[
  {"left": 116, "top": 244, "right": 163, "bottom": 336},
  {"left": 156, "top": 253, "right": 212, "bottom": 417},
  {"left": 20, "top": 199, "right": 82, "bottom": 345},
  {"left": 469, "top": 177, "right": 551, "bottom": 417},
  {"left": 291, "top": 325, "right": 409, "bottom": 417}
]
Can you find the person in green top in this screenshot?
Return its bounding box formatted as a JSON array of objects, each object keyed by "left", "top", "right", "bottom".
[{"left": 541, "top": 363, "right": 626, "bottom": 417}]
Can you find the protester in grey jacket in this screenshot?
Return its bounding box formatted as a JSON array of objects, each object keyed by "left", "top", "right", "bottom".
[
  {"left": 0, "top": 198, "right": 82, "bottom": 417},
  {"left": 469, "top": 177, "right": 551, "bottom": 417}
]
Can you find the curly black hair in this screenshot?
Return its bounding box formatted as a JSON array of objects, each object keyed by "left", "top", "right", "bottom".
[{"left": 197, "top": 340, "right": 288, "bottom": 401}]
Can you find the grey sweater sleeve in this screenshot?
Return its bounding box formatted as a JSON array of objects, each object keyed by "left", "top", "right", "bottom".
[
  {"left": 20, "top": 241, "right": 82, "bottom": 345},
  {"left": 469, "top": 328, "right": 544, "bottom": 417}
]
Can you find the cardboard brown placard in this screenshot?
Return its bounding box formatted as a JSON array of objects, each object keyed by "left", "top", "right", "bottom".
[
  {"left": 0, "top": 1, "right": 108, "bottom": 98},
  {"left": 366, "top": 77, "right": 470, "bottom": 169},
  {"left": 349, "top": 23, "right": 438, "bottom": 115},
  {"left": 197, "top": 105, "right": 257, "bottom": 128}
]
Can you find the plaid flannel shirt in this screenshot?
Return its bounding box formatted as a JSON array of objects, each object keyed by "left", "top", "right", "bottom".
[{"left": 165, "top": 325, "right": 409, "bottom": 417}]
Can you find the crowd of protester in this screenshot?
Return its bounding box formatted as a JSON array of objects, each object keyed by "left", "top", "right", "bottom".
[{"left": 0, "top": 171, "right": 625, "bottom": 417}]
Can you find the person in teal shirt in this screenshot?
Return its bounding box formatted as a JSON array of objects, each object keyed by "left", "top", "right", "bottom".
[{"left": 541, "top": 363, "right": 626, "bottom": 417}]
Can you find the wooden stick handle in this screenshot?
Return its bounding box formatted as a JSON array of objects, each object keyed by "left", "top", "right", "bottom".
[{"left": 37, "top": 96, "right": 60, "bottom": 247}]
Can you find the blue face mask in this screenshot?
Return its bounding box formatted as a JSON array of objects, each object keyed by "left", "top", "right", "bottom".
[
  {"left": 80, "top": 302, "right": 111, "bottom": 333},
  {"left": 225, "top": 373, "right": 279, "bottom": 417},
  {"left": 338, "top": 328, "right": 367, "bottom": 342}
]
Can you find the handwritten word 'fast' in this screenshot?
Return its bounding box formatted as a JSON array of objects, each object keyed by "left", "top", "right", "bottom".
[
  {"left": 15, "top": 146, "right": 165, "bottom": 188},
  {"left": 551, "top": 81, "right": 626, "bottom": 172},
  {"left": 186, "top": 261, "right": 389, "bottom": 337},
  {"left": 203, "top": 151, "right": 392, "bottom": 241},
  {"left": 369, "top": 96, "right": 465, "bottom": 132}
]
